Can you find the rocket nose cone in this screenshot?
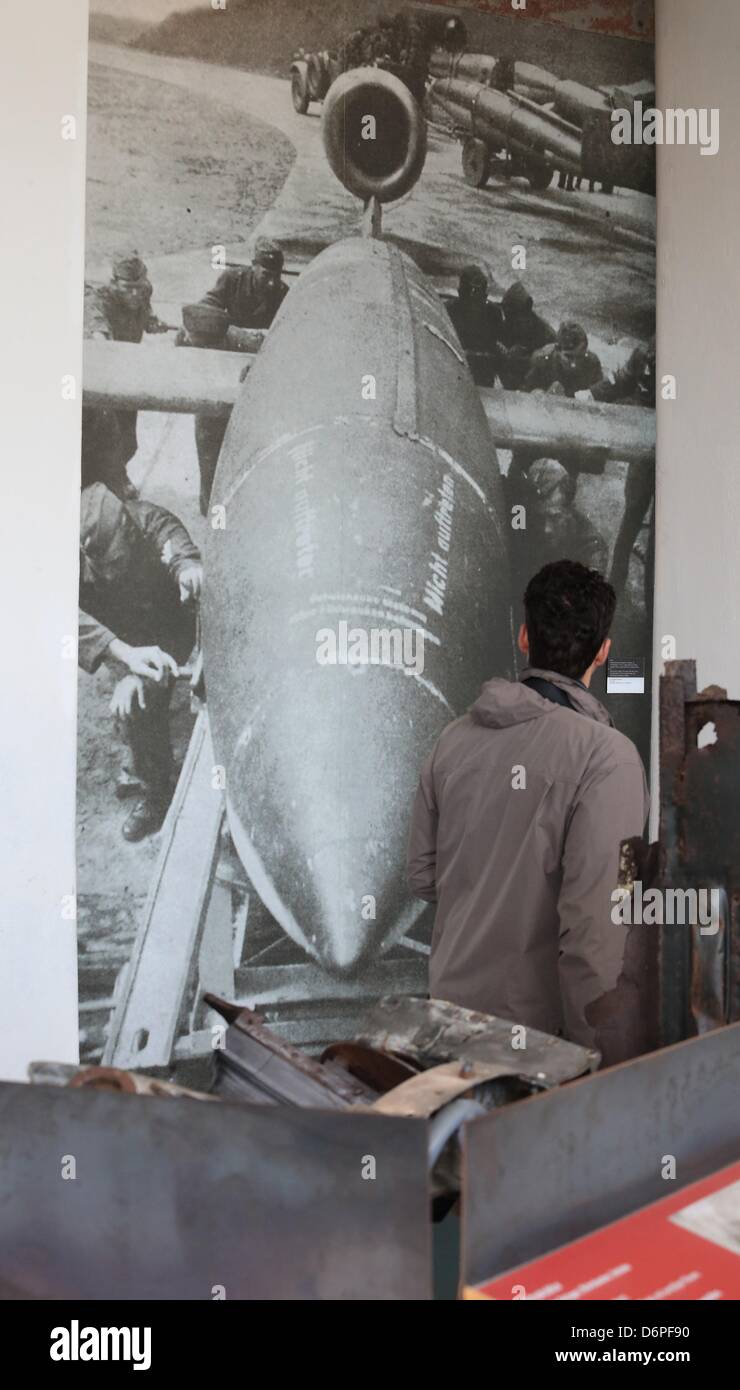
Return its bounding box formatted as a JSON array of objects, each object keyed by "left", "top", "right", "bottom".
[
  {"left": 307, "top": 839, "right": 379, "bottom": 974},
  {"left": 222, "top": 665, "right": 439, "bottom": 980}
]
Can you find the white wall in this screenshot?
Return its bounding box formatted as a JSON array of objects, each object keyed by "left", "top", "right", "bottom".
[
  {"left": 655, "top": 0, "right": 740, "bottom": 702},
  {"left": 0, "top": 1, "right": 88, "bottom": 1077},
  {"left": 1, "top": 0, "right": 738, "bottom": 1077}
]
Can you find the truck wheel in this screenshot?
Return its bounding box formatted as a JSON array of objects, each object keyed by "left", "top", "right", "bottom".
[
  {"left": 524, "top": 161, "right": 554, "bottom": 191},
  {"left": 462, "top": 137, "right": 491, "bottom": 188},
  {"left": 291, "top": 71, "right": 310, "bottom": 115}
]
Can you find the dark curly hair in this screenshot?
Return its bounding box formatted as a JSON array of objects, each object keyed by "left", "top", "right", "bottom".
[{"left": 523, "top": 560, "right": 616, "bottom": 680}]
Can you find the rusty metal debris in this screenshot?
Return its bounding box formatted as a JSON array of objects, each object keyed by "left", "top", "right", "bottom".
[
  {"left": 617, "top": 660, "right": 740, "bottom": 1047},
  {"left": 67, "top": 1066, "right": 217, "bottom": 1102},
  {"left": 204, "top": 994, "right": 379, "bottom": 1108},
  {"left": 204, "top": 993, "right": 595, "bottom": 1112},
  {"left": 61, "top": 994, "right": 595, "bottom": 1204}
]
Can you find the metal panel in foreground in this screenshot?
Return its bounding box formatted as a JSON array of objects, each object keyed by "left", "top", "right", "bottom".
[
  {"left": 0, "top": 1082, "right": 430, "bottom": 1300},
  {"left": 461, "top": 1023, "right": 740, "bottom": 1290}
]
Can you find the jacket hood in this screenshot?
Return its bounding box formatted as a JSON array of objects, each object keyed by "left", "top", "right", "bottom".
[{"left": 470, "top": 667, "right": 613, "bottom": 729}]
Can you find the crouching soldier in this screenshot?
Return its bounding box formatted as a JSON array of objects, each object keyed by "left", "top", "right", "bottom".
[
  {"left": 495, "top": 281, "right": 556, "bottom": 390},
  {"left": 79, "top": 482, "right": 202, "bottom": 841},
  {"left": 527, "top": 458, "right": 607, "bottom": 570},
  {"left": 523, "top": 320, "right": 603, "bottom": 397},
  {"left": 446, "top": 264, "right": 503, "bottom": 387},
  {"left": 84, "top": 251, "right": 171, "bottom": 483},
  {"left": 199, "top": 237, "right": 288, "bottom": 331},
  {"left": 510, "top": 321, "right": 604, "bottom": 494}
]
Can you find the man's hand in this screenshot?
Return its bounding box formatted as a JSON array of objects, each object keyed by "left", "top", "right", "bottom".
[
  {"left": 575, "top": 388, "right": 594, "bottom": 402},
  {"left": 128, "top": 646, "right": 179, "bottom": 680},
  {"left": 110, "top": 674, "right": 146, "bottom": 718},
  {"left": 178, "top": 564, "right": 203, "bottom": 604}
]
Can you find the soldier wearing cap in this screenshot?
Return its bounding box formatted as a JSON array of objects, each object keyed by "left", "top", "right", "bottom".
[
  {"left": 84, "top": 252, "right": 170, "bottom": 489},
  {"left": 199, "top": 238, "right": 288, "bottom": 332},
  {"left": 88, "top": 253, "right": 169, "bottom": 345},
  {"left": 523, "top": 320, "right": 603, "bottom": 397},
  {"left": 507, "top": 322, "right": 603, "bottom": 497},
  {"left": 523, "top": 457, "right": 607, "bottom": 573},
  {"left": 494, "top": 281, "right": 556, "bottom": 389},
  {"left": 446, "top": 265, "right": 504, "bottom": 388},
  {"left": 176, "top": 302, "right": 248, "bottom": 516}
]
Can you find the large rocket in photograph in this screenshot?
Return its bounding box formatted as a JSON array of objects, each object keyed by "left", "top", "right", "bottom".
[{"left": 202, "top": 71, "right": 514, "bottom": 979}]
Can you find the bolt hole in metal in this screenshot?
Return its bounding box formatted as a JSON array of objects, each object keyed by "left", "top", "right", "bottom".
[
  {"left": 133, "top": 1028, "right": 149, "bottom": 1053},
  {"left": 697, "top": 721, "right": 718, "bottom": 749}
]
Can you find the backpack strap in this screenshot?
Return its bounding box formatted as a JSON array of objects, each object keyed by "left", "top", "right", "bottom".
[{"left": 522, "top": 676, "right": 576, "bottom": 711}]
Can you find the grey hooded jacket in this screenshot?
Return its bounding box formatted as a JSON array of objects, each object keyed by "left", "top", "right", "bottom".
[{"left": 407, "top": 668, "right": 649, "bottom": 1066}]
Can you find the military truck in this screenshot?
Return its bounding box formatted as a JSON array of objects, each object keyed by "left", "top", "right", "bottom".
[{"left": 289, "top": 5, "right": 468, "bottom": 115}]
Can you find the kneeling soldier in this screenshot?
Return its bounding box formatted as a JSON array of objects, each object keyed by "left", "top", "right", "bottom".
[{"left": 78, "top": 482, "right": 202, "bottom": 840}]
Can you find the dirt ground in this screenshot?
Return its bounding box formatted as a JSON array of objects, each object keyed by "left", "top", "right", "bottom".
[
  {"left": 78, "top": 42, "right": 655, "bottom": 1058},
  {"left": 85, "top": 62, "right": 295, "bottom": 267}
]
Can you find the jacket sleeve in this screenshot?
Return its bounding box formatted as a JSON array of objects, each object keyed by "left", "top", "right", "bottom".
[
  {"left": 125, "top": 499, "right": 201, "bottom": 579},
  {"left": 591, "top": 360, "right": 637, "bottom": 403},
  {"left": 584, "top": 352, "right": 604, "bottom": 388},
  {"left": 199, "top": 269, "right": 234, "bottom": 314},
  {"left": 522, "top": 352, "right": 548, "bottom": 392},
  {"left": 406, "top": 750, "right": 439, "bottom": 903},
  {"left": 78, "top": 607, "right": 116, "bottom": 673},
  {"left": 83, "top": 286, "right": 111, "bottom": 340},
  {"left": 557, "top": 759, "right": 649, "bottom": 1067}
]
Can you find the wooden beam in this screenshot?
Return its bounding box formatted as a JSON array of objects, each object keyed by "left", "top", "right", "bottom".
[
  {"left": 83, "top": 339, "right": 250, "bottom": 416},
  {"left": 104, "top": 711, "right": 225, "bottom": 1071}
]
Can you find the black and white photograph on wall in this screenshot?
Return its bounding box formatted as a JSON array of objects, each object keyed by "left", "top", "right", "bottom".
[{"left": 78, "top": 0, "right": 655, "bottom": 1078}]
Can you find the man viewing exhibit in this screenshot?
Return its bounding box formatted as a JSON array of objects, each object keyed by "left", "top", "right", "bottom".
[{"left": 407, "top": 561, "right": 649, "bottom": 1067}]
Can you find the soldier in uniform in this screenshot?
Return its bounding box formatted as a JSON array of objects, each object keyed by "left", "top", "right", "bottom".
[
  {"left": 591, "top": 335, "right": 656, "bottom": 409},
  {"left": 199, "top": 237, "right": 288, "bottom": 331},
  {"left": 84, "top": 252, "right": 170, "bottom": 477},
  {"left": 494, "top": 281, "right": 556, "bottom": 389},
  {"left": 590, "top": 336, "right": 656, "bottom": 595},
  {"left": 79, "top": 482, "right": 202, "bottom": 840},
  {"left": 389, "top": 11, "right": 432, "bottom": 102},
  {"left": 343, "top": 26, "right": 369, "bottom": 69},
  {"left": 508, "top": 322, "right": 603, "bottom": 496},
  {"left": 175, "top": 302, "right": 252, "bottom": 517},
  {"left": 523, "top": 320, "right": 603, "bottom": 396},
  {"left": 509, "top": 457, "right": 607, "bottom": 607},
  {"left": 446, "top": 264, "right": 503, "bottom": 388},
  {"left": 528, "top": 458, "right": 607, "bottom": 568},
  {"left": 373, "top": 16, "right": 394, "bottom": 63}
]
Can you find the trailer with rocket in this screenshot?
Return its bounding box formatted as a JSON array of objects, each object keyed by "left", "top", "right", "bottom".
[{"left": 429, "top": 53, "right": 655, "bottom": 195}]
